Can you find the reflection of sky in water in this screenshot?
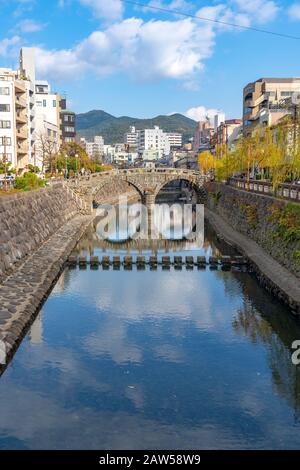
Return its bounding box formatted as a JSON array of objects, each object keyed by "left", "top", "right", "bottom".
[{"left": 0, "top": 228, "right": 300, "bottom": 449}]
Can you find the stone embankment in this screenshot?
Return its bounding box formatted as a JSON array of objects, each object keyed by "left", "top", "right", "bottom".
[
  {"left": 0, "top": 186, "right": 93, "bottom": 367},
  {"left": 0, "top": 186, "right": 79, "bottom": 282},
  {"left": 205, "top": 183, "right": 300, "bottom": 315}
]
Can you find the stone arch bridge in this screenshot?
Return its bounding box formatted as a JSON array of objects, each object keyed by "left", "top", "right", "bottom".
[{"left": 65, "top": 168, "right": 207, "bottom": 213}]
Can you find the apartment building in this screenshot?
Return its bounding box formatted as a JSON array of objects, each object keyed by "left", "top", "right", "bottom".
[
  {"left": 137, "top": 126, "right": 170, "bottom": 159},
  {"left": 243, "top": 77, "right": 300, "bottom": 135},
  {"left": 1, "top": 47, "right": 76, "bottom": 172},
  {"left": 124, "top": 126, "right": 138, "bottom": 148},
  {"left": 60, "top": 98, "right": 76, "bottom": 144},
  {"left": 82, "top": 136, "right": 104, "bottom": 161},
  {"left": 166, "top": 132, "right": 182, "bottom": 149},
  {"left": 0, "top": 69, "right": 30, "bottom": 172},
  {"left": 192, "top": 120, "right": 214, "bottom": 154},
  {"left": 217, "top": 119, "right": 242, "bottom": 147}
]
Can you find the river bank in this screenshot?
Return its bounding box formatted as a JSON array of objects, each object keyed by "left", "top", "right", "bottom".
[{"left": 205, "top": 208, "right": 300, "bottom": 315}]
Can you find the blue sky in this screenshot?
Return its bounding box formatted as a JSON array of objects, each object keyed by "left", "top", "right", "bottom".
[{"left": 0, "top": 0, "right": 300, "bottom": 120}]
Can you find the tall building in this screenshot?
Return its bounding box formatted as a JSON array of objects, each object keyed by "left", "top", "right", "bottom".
[
  {"left": 60, "top": 98, "right": 76, "bottom": 144},
  {"left": 217, "top": 119, "right": 242, "bottom": 147},
  {"left": 1, "top": 47, "right": 76, "bottom": 172},
  {"left": 124, "top": 126, "right": 138, "bottom": 148},
  {"left": 82, "top": 135, "right": 104, "bottom": 161},
  {"left": 192, "top": 120, "right": 214, "bottom": 154},
  {"left": 137, "top": 126, "right": 170, "bottom": 159},
  {"left": 243, "top": 77, "right": 300, "bottom": 136},
  {"left": 214, "top": 112, "right": 225, "bottom": 131},
  {"left": 166, "top": 132, "right": 182, "bottom": 149},
  {"left": 0, "top": 69, "right": 30, "bottom": 171}
]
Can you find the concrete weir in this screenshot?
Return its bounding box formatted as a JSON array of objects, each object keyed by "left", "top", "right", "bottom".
[{"left": 66, "top": 254, "right": 249, "bottom": 270}]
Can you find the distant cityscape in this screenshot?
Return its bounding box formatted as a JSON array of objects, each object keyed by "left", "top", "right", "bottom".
[{"left": 1, "top": 46, "right": 300, "bottom": 173}]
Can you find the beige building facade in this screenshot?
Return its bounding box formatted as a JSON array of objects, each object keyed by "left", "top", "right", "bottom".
[{"left": 243, "top": 77, "right": 300, "bottom": 136}]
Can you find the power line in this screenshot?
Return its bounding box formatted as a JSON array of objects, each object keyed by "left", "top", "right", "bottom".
[{"left": 121, "top": 0, "right": 300, "bottom": 40}]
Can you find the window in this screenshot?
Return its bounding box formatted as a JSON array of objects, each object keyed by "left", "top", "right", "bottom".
[
  {"left": 36, "top": 101, "right": 42, "bottom": 107},
  {"left": 0, "top": 104, "right": 10, "bottom": 112},
  {"left": 43, "top": 100, "right": 47, "bottom": 107},
  {"left": 0, "top": 137, "right": 11, "bottom": 145},
  {"left": 64, "top": 115, "right": 69, "bottom": 122},
  {"left": 0, "top": 153, "right": 12, "bottom": 161},
  {"left": 0, "top": 87, "right": 9, "bottom": 95},
  {"left": 281, "top": 91, "right": 294, "bottom": 97},
  {"left": 47, "top": 129, "right": 52, "bottom": 137},
  {"left": 53, "top": 100, "right": 56, "bottom": 107},
  {"left": 0, "top": 120, "right": 11, "bottom": 129},
  {"left": 65, "top": 126, "right": 75, "bottom": 133}
]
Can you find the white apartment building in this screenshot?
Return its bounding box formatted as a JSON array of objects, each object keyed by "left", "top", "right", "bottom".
[
  {"left": 214, "top": 112, "right": 226, "bottom": 131},
  {"left": 82, "top": 136, "right": 104, "bottom": 161},
  {"left": 138, "top": 126, "right": 170, "bottom": 159},
  {"left": 166, "top": 132, "right": 182, "bottom": 148},
  {"left": 124, "top": 126, "right": 138, "bottom": 147},
  {"left": 34, "top": 80, "right": 61, "bottom": 166},
  {"left": 0, "top": 68, "right": 30, "bottom": 171}
]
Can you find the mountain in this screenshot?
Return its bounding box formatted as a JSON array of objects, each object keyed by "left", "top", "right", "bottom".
[{"left": 76, "top": 110, "right": 197, "bottom": 144}]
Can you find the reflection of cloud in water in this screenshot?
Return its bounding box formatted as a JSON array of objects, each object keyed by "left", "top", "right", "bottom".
[
  {"left": 0, "top": 382, "right": 264, "bottom": 450},
  {"left": 71, "top": 270, "right": 244, "bottom": 364},
  {"left": 84, "top": 320, "right": 143, "bottom": 364}
]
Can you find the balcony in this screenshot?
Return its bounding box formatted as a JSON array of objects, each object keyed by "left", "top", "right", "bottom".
[
  {"left": 17, "top": 142, "right": 29, "bottom": 154},
  {"left": 14, "top": 80, "right": 26, "bottom": 93},
  {"left": 15, "top": 95, "right": 27, "bottom": 108},
  {"left": 16, "top": 111, "right": 27, "bottom": 124},
  {"left": 17, "top": 127, "right": 28, "bottom": 140}
]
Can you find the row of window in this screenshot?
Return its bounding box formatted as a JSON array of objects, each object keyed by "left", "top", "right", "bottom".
[
  {"left": 0, "top": 153, "right": 12, "bottom": 160},
  {"left": 0, "top": 137, "right": 12, "bottom": 145},
  {"left": 64, "top": 126, "right": 75, "bottom": 133},
  {"left": 36, "top": 100, "right": 57, "bottom": 108},
  {"left": 0, "top": 87, "right": 10, "bottom": 96},
  {"left": 0, "top": 104, "right": 10, "bottom": 112},
  {"left": 64, "top": 115, "right": 75, "bottom": 122},
  {"left": 0, "top": 120, "right": 11, "bottom": 128}
]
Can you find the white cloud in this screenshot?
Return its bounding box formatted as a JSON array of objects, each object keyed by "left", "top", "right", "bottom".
[
  {"left": 185, "top": 106, "right": 224, "bottom": 122},
  {"left": 32, "top": 0, "right": 280, "bottom": 85},
  {"left": 288, "top": 3, "right": 300, "bottom": 20},
  {"left": 0, "top": 36, "right": 21, "bottom": 57},
  {"left": 17, "top": 19, "right": 46, "bottom": 33},
  {"left": 35, "top": 16, "right": 216, "bottom": 81},
  {"left": 231, "top": 0, "right": 279, "bottom": 24},
  {"left": 79, "top": 0, "right": 123, "bottom": 20}
]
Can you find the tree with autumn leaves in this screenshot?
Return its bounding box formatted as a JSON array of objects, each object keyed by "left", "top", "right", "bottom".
[{"left": 198, "top": 118, "right": 300, "bottom": 193}]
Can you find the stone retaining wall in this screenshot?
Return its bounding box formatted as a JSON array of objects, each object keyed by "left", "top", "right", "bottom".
[
  {"left": 206, "top": 182, "right": 300, "bottom": 278},
  {"left": 0, "top": 187, "right": 78, "bottom": 282}
]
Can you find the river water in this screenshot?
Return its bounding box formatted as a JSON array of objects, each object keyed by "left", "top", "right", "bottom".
[{"left": 0, "top": 204, "right": 299, "bottom": 450}]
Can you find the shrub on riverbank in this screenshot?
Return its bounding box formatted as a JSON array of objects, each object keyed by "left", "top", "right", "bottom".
[{"left": 14, "top": 172, "right": 45, "bottom": 191}]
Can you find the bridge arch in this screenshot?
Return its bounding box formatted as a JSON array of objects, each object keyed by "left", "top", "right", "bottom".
[
  {"left": 92, "top": 177, "right": 143, "bottom": 206},
  {"left": 154, "top": 176, "right": 207, "bottom": 203}
]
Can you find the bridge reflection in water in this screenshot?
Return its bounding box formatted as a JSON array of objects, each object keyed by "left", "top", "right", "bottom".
[{"left": 74, "top": 202, "right": 209, "bottom": 258}]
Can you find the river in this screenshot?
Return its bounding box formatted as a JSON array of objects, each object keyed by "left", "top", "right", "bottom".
[{"left": 0, "top": 203, "right": 299, "bottom": 449}]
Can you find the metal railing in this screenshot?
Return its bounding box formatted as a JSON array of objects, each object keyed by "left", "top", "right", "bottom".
[{"left": 229, "top": 177, "right": 300, "bottom": 202}]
